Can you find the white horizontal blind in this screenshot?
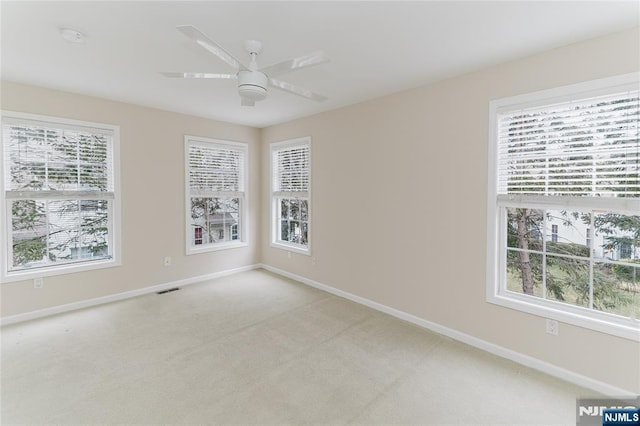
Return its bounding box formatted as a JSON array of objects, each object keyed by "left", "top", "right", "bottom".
[
  {"left": 3, "top": 121, "right": 114, "bottom": 199},
  {"left": 497, "top": 89, "right": 639, "bottom": 198},
  {"left": 273, "top": 143, "right": 310, "bottom": 197},
  {"left": 188, "top": 143, "right": 245, "bottom": 197}
]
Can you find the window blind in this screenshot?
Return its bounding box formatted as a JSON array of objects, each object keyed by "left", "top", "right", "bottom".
[
  {"left": 273, "top": 143, "right": 310, "bottom": 196},
  {"left": 3, "top": 121, "right": 114, "bottom": 199},
  {"left": 497, "top": 89, "right": 639, "bottom": 198},
  {"left": 188, "top": 143, "right": 245, "bottom": 196}
]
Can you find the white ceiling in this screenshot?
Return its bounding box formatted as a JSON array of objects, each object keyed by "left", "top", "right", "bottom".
[{"left": 2, "top": 1, "right": 638, "bottom": 128}]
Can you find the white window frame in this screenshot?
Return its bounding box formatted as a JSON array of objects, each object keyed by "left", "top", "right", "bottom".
[
  {"left": 270, "top": 137, "right": 311, "bottom": 255},
  {"left": 486, "top": 73, "right": 640, "bottom": 341},
  {"left": 1, "top": 111, "right": 121, "bottom": 283},
  {"left": 184, "top": 136, "right": 248, "bottom": 255}
]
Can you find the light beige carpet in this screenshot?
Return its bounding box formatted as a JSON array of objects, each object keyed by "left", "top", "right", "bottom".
[{"left": 1, "top": 269, "right": 596, "bottom": 425}]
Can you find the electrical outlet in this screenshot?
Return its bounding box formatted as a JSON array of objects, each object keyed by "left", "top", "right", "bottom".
[
  {"left": 287, "top": 251, "right": 291, "bottom": 259},
  {"left": 546, "top": 319, "right": 558, "bottom": 335},
  {"left": 311, "top": 257, "right": 317, "bottom": 265},
  {"left": 33, "top": 277, "right": 43, "bottom": 289},
  {"left": 164, "top": 256, "right": 171, "bottom": 267}
]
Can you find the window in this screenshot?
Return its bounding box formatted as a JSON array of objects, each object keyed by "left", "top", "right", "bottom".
[
  {"left": 185, "top": 136, "right": 247, "bottom": 254},
  {"left": 551, "top": 224, "right": 558, "bottom": 243},
  {"left": 194, "top": 227, "right": 203, "bottom": 245},
  {"left": 1, "top": 111, "right": 120, "bottom": 281},
  {"left": 270, "top": 137, "right": 311, "bottom": 254},
  {"left": 620, "top": 242, "right": 632, "bottom": 260},
  {"left": 487, "top": 73, "right": 640, "bottom": 340}
]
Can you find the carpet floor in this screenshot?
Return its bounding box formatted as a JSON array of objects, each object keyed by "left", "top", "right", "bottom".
[{"left": 1, "top": 269, "right": 597, "bottom": 425}]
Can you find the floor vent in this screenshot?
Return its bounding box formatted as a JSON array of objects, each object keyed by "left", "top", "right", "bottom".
[{"left": 157, "top": 287, "right": 180, "bottom": 295}]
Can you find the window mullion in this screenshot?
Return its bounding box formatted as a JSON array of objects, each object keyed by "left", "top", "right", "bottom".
[
  {"left": 542, "top": 211, "right": 547, "bottom": 300},
  {"left": 44, "top": 144, "right": 49, "bottom": 191},
  {"left": 6, "top": 202, "right": 14, "bottom": 271},
  {"left": 44, "top": 199, "right": 50, "bottom": 265},
  {"left": 76, "top": 200, "right": 81, "bottom": 258},
  {"left": 588, "top": 212, "right": 595, "bottom": 310},
  {"left": 75, "top": 130, "right": 81, "bottom": 191}
]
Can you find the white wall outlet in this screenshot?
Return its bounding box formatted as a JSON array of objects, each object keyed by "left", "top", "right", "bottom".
[
  {"left": 287, "top": 251, "right": 291, "bottom": 259},
  {"left": 311, "top": 257, "right": 317, "bottom": 265},
  {"left": 546, "top": 319, "right": 558, "bottom": 335},
  {"left": 163, "top": 256, "right": 171, "bottom": 267},
  {"left": 33, "top": 277, "right": 44, "bottom": 289}
]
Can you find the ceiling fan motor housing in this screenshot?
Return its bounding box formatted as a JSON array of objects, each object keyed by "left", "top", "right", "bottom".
[{"left": 238, "top": 70, "right": 268, "bottom": 101}]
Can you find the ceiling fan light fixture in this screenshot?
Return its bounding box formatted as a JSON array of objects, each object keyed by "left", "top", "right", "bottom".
[
  {"left": 164, "top": 26, "right": 329, "bottom": 105},
  {"left": 237, "top": 70, "right": 268, "bottom": 101}
]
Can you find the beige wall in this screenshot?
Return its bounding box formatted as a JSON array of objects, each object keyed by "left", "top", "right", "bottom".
[
  {"left": 1, "top": 82, "right": 261, "bottom": 316},
  {"left": 261, "top": 28, "right": 640, "bottom": 394},
  {"left": 2, "top": 27, "right": 638, "bottom": 394}
]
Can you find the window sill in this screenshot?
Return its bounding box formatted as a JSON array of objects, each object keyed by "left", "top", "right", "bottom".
[
  {"left": 186, "top": 241, "right": 248, "bottom": 256},
  {"left": 2, "top": 258, "right": 121, "bottom": 284},
  {"left": 270, "top": 241, "right": 310, "bottom": 256},
  {"left": 487, "top": 291, "right": 640, "bottom": 342}
]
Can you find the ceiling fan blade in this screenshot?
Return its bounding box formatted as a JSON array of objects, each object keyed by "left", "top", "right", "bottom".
[
  {"left": 176, "top": 25, "right": 246, "bottom": 71},
  {"left": 160, "top": 72, "right": 237, "bottom": 79},
  {"left": 240, "top": 97, "right": 255, "bottom": 107},
  {"left": 260, "top": 51, "right": 329, "bottom": 77},
  {"left": 269, "top": 78, "right": 328, "bottom": 102}
]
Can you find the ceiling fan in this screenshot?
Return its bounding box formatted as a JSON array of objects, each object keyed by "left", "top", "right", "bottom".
[{"left": 162, "top": 25, "right": 330, "bottom": 106}]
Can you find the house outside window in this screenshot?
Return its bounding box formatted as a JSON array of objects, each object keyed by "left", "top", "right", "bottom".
[
  {"left": 487, "top": 73, "right": 640, "bottom": 340},
  {"left": 1, "top": 111, "right": 121, "bottom": 282},
  {"left": 185, "top": 136, "right": 248, "bottom": 254},
  {"left": 270, "top": 137, "right": 311, "bottom": 255}
]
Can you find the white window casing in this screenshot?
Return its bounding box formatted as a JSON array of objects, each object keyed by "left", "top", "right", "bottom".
[
  {"left": 486, "top": 73, "right": 640, "bottom": 341},
  {"left": 270, "top": 137, "right": 311, "bottom": 255},
  {"left": 1, "top": 111, "right": 121, "bottom": 282},
  {"left": 184, "top": 136, "right": 248, "bottom": 254}
]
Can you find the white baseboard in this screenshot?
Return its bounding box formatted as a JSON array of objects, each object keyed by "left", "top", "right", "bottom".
[
  {"left": 260, "top": 263, "right": 636, "bottom": 397},
  {"left": 3, "top": 262, "right": 634, "bottom": 396},
  {"left": 0, "top": 264, "right": 261, "bottom": 326}
]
